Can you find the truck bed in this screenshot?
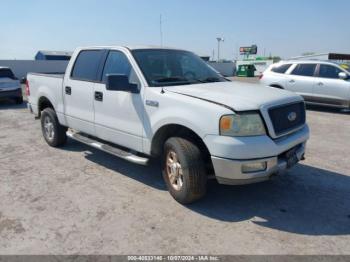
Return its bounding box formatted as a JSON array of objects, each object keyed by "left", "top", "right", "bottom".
[
  {"left": 27, "top": 72, "right": 65, "bottom": 78},
  {"left": 27, "top": 72, "right": 65, "bottom": 117}
]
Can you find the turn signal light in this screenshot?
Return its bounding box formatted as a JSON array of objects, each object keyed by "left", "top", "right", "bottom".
[{"left": 220, "top": 116, "right": 232, "bottom": 131}]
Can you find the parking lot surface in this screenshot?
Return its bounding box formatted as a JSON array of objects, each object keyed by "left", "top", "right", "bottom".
[{"left": 0, "top": 97, "right": 349, "bottom": 254}]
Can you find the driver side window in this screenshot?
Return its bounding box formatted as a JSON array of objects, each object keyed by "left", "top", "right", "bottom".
[
  {"left": 318, "top": 64, "right": 342, "bottom": 79},
  {"left": 102, "top": 51, "right": 139, "bottom": 85}
]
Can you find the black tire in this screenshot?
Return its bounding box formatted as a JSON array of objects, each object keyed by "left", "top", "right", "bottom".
[
  {"left": 41, "top": 108, "right": 67, "bottom": 147},
  {"left": 15, "top": 96, "right": 23, "bottom": 104},
  {"left": 162, "top": 137, "right": 207, "bottom": 204}
]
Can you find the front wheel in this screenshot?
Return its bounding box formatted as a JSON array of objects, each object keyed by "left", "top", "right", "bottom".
[
  {"left": 162, "top": 137, "right": 207, "bottom": 204},
  {"left": 41, "top": 108, "right": 67, "bottom": 147}
]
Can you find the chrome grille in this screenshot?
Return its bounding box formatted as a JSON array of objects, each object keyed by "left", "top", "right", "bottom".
[{"left": 268, "top": 102, "right": 306, "bottom": 136}]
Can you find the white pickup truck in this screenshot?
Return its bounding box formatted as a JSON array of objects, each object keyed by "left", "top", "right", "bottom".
[{"left": 27, "top": 46, "right": 309, "bottom": 204}]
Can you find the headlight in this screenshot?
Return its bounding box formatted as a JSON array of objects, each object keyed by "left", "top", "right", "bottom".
[{"left": 220, "top": 113, "right": 266, "bottom": 137}]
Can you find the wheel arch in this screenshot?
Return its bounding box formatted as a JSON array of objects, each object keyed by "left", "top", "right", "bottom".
[
  {"left": 151, "top": 124, "right": 214, "bottom": 175},
  {"left": 37, "top": 96, "right": 55, "bottom": 117}
]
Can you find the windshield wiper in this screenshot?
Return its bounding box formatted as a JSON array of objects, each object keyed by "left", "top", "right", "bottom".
[
  {"left": 152, "top": 76, "right": 224, "bottom": 86},
  {"left": 189, "top": 77, "right": 223, "bottom": 83},
  {"left": 153, "top": 77, "right": 190, "bottom": 83},
  {"left": 201, "top": 77, "right": 222, "bottom": 82}
]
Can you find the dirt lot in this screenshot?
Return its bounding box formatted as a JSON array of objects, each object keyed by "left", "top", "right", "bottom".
[{"left": 0, "top": 96, "right": 349, "bottom": 254}]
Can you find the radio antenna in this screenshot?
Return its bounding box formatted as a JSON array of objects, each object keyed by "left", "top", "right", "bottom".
[{"left": 160, "top": 14, "right": 163, "bottom": 47}]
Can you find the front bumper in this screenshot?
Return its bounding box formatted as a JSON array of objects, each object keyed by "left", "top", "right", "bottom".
[
  {"left": 212, "top": 142, "right": 305, "bottom": 185},
  {"left": 205, "top": 125, "right": 309, "bottom": 185},
  {"left": 0, "top": 88, "right": 22, "bottom": 99}
]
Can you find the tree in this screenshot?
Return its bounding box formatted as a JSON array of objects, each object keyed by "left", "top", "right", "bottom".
[{"left": 268, "top": 55, "right": 281, "bottom": 63}]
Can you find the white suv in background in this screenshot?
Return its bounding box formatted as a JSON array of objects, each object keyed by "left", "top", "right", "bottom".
[{"left": 260, "top": 60, "right": 350, "bottom": 109}]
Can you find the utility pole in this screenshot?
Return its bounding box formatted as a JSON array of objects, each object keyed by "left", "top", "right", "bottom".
[
  {"left": 160, "top": 14, "right": 163, "bottom": 47},
  {"left": 216, "top": 37, "right": 224, "bottom": 61}
]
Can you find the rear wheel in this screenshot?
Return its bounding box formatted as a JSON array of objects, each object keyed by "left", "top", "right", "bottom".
[
  {"left": 162, "top": 137, "right": 207, "bottom": 204},
  {"left": 41, "top": 108, "right": 67, "bottom": 147}
]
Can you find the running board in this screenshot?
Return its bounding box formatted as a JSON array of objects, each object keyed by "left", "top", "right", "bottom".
[{"left": 66, "top": 130, "right": 149, "bottom": 165}]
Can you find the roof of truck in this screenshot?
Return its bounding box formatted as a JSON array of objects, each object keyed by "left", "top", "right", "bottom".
[
  {"left": 79, "top": 45, "right": 186, "bottom": 51},
  {"left": 0, "top": 66, "right": 10, "bottom": 70},
  {"left": 126, "top": 45, "right": 185, "bottom": 50}
]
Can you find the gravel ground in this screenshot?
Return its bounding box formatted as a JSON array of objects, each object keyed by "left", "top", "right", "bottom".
[{"left": 0, "top": 98, "right": 349, "bottom": 255}]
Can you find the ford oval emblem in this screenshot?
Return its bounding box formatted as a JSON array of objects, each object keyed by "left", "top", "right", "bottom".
[{"left": 288, "top": 112, "right": 297, "bottom": 122}]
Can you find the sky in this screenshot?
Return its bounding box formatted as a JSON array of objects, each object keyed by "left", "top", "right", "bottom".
[{"left": 1, "top": 0, "right": 349, "bottom": 60}]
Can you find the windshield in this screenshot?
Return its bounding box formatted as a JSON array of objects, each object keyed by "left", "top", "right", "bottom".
[
  {"left": 0, "top": 69, "right": 15, "bottom": 79},
  {"left": 131, "top": 49, "right": 227, "bottom": 87},
  {"left": 339, "top": 63, "right": 350, "bottom": 74}
]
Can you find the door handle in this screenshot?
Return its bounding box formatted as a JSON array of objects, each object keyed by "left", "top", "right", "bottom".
[
  {"left": 94, "top": 91, "right": 103, "bottom": 101},
  {"left": 317, "top": 82, "right": 324, "bottom": 86},
  {"left": 65, "top": 86, "right": 71, "bottom": 95},
  {"left": 289, "top": 79, "right": 295, "bottom": 84}
]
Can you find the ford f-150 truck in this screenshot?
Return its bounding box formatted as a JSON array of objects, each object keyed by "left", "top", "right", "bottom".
[{"left": 27, "top": 46, "right": 309, "bottom": 204}]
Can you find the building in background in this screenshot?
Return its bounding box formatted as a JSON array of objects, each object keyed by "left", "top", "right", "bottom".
[
  {"left": 0, "top": 60, "right": 69, "bottom": 80},
  {"left": 200, "top": 56, "right": 210, "bottom": 62},
  {"left": 236, "top": 57, "right": 274, "bottom": 77},
  {"left": 208, "top": 60, "right": 236, "bottom": 77},
  {"left": 35, "top": 50, "right": 72, "bottom": 61},
  {"left": 235, "top": 45, "right": 275, "bottom": 77},
  {"left": 0, "top": 50, "right": 72, "bottom": 80},
  {"left": 200, "top": 56, "right": 236, "bottom": 76}
]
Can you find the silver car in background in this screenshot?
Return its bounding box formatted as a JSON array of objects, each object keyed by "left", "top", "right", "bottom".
[{"left": 260, "top": 60, "right": 350, "bottom": 109}]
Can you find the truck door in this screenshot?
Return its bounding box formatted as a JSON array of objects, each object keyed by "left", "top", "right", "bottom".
[
  {"left": 93, "top": 50, "right": 144, "bottom": 152},
  {"left": 63, "top": 49, "right": 105, "bottom": 135},
  {"left": 312, "top": 64, "right": 350, "bottom": 107},
  {"left": 286, "top": 63, "right": 317, "bottom": 102}
]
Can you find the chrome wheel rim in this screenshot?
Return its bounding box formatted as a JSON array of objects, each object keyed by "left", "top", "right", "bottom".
[
  {"left": 44, "top": 116, "right": 55, "bottom": 141},
  {"left": 166, "top": 150, "right": 183, "bottom": 191}
]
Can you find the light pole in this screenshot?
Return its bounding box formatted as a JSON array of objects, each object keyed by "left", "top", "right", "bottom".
[{"left": 216, "top": 37, "right": 224, "bottom": 61}]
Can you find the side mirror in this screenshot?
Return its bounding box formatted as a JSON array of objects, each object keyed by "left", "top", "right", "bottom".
[
  {"left": 339, "top": 72, "right": 348, "bottom": 80},
  {"left": 106, "top": 74, "right": 139, "bottom": 93}
]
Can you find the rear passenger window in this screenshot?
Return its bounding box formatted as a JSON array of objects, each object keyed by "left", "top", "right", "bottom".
[
  {"left": 271, "top": 64, "right": 292, "bottom": 74},
  {"left": 291, "top": 64, "right": 316, "bottom": 77},
  {"left": 319, "top": 64, "right": 342, "bottom": 79},
  {"left": 71, "top": 50, "right": 104, "bottom": 81}
]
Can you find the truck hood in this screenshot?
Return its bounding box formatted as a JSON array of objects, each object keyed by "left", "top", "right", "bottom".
[{"left": 164, "top": 81, "right": 303, "bottom": 111}]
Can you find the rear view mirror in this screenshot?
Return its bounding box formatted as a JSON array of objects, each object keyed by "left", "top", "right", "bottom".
[
  {"left": 106, "top": 74, "right": 139, "bottom": 93},
  {"left": 338, "top": 72, "right": 348, "bottom": 80}
]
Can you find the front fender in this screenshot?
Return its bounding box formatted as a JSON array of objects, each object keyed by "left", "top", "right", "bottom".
[{"left": 142, "top": 88, "right": 232, "bottom": 154}]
